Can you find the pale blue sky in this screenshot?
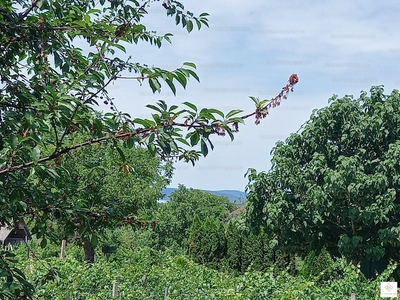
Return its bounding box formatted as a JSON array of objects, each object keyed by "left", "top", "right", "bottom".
[{"left": 104, "top": 0, "right": 400, "bottom": 191}]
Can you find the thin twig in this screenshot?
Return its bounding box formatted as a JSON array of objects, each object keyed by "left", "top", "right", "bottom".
[
  {"left": 0, "top": 75, "right": 299, "bottom": 175},
  {"left": 18, "top": 0, "right": 39, "bottom": 20}
]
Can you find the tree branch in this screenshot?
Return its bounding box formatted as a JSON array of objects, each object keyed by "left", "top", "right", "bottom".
[
  {"left": 0, "top": 127, "right": 151, "bottom": 175},
  {"left": 326, "top": 217, "right": 349, "bottom": 233},
  {"left": 18, "top": 0, "right": 39, "bottom": 20},
  {"left": 0, "top": 74, "right": 299, "bottom": 175},
  {"left": 240, "top": 74, "right": 299, "bottom": 123}
]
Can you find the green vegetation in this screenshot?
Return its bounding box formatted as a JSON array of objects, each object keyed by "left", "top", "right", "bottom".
[
  {"left": 51, "top": 138, "right": 171, "bottom": 262},
  {"left": 9, "top": 231, "right": 397, "bottom": 300},
  {"left": 246, "top": 86, "right": 400, "bottom": 266},
  {"left": 156, "top": 185, "right": 236, "bottom": 251},
  {"left": 0, "top": 0, "right": 297, "bottom": 297},
  {"left": 2, "top": 0, "right": 399, "bottom": 298}
]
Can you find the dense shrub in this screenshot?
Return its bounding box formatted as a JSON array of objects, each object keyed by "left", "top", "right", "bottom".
[{"left": 10, "top": 238, "right": 397, "bottom": 299}]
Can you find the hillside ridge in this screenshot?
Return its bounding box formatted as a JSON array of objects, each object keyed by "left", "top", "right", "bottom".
[{"left": 161, "top": 187, "right": 246, "bottom": 202}]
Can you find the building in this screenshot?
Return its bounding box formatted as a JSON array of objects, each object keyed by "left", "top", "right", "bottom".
[{"left": 0, "top": 219, "right": 31, "bottom": 247}]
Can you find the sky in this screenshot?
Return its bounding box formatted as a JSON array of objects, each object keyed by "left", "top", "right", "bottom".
[{"left": 103, "top": 0, "right": 400, "bottom": 191}]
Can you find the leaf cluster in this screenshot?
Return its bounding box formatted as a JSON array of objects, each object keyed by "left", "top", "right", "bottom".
[{"left": 245, "top": 86, "right": 400, "bottom": 262}]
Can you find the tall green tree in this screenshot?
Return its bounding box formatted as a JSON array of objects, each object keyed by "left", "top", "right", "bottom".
[
  {"left": 225, "top": 221, "right": 242, "bottom": 273},
  {"left": 188, "top": 216, "right": 226, "bottom": 270},
  {"left": 51, "top": 135, "right": 171, "bottom": 262},
  {"left": 156, "top": 185, "right": 236, "bottom": 250},
  {"left": 246, "top": 86, "right": 400, "bottom": 263},
  {"left": 0, "top": 0, "right": 298, "bottom": 297}
]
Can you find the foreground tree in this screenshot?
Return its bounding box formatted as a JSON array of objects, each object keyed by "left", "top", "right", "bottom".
[
  {"left": 0, "top": 0, "right": 298, "bottom": 297},
  {"left": 245, "top": 86, "right": 400, "bottom": 263}
]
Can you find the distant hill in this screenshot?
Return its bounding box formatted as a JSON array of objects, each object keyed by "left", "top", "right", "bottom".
[{"left": 160, "top": 188, "right": 246, "bottom": 203}]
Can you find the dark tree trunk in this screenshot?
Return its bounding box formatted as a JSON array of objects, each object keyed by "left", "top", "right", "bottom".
[{"left": 83, "top": 239, "right": 95, "bottom": 263}]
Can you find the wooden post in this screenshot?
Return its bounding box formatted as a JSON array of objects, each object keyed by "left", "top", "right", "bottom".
[
  {"left": 26, "top": 263, "right": 32, "bottom": 274},
  {"left": 164, "top": 286, "right": 169, "bottom": 299},
  {"left": 60, "top": 240, "right": 66, "bottom": 259},
  {"left": 25, "top": 236, "right": 30, "bottom": 259},
  {"left": 350, "top": 293, "right": 357, "bottom": 300},
  {"left": 112, "top": 276, "right": 119, "bottom": 297}
]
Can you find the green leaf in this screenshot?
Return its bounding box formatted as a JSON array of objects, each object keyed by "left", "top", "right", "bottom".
[
  {"left": 226, "top": 109, "right": 243, "bottom": 119},
  {"left": 152, "top": 114, "right": 161, "bottom": 123},
  {"left": 31, "top": 147, "right": 41, "bottom": 164},
  {"left": 185, "top": 69, "right": 200, "bottom": 82},
  {"left": 73, "top": 20, "right": 87, "bottom": 28},
  {"left": 148, "top": 133, "right": 155, "bottom": 144},
  {"left": 207, "top": 108, "right": 224, "bottom": 118},
  {"left": 225, "top": 127, "right": 235, "bottom": 141},
  {"left": 9, "top": 134, "right": 18, "bottom": 149},
  {"left": 114, "top": 43, "right": 126, "bottom": 53},
  {"left": 187, "top": 20, "right": 193, "bottom": 33},
  {"left": 176, "top": 137, "right": 190, "bottom": 146},
  {"left": 126, "top": 137, "right": 135, "bottom": 149},
  {"left": 10, "top": 189, "right": 20, "bottom": 202},
  {"left": 90, "top": 234, "right": 98, "bottom": 247},
  {"left": 86, "top": 167, "right": 96, "bottom": 181},
  {"left": 156, "top": 100, "right": 168, "bottom": 111},
  {"left": 169, "top": 105, "right": 179, "bottom": 111},
  {"left": 84, "top": 14, "right": 90, "bottom": 23},
  {"left": 190, "top": 132, "right": 200, "bottom": 146},
  {"left": 87, "top": 8, "right": 101, "bottom": 15},
  {"left": 29, "top": 134, "right": 44, "bottom": 147},
  {"left": 40, "top": 238, "right": 47, "bottom": 248},
  {"left": 54, "top": 51, "right": 63, "bottom": 68},
  {"left": 174, "top": 71, "right": 187, "bottom": 88},
  {"left": 200, "top": 19, "right": 209, "bottom": 27},
  {"left": 62, "top": 62, "right": 70, "bottom": 72},
  {"left": 148, "top": 143, "right": 156, "bottom": 155},
  {"left": 199, "top": 109, "right": 216, "bottom": 121},
  {"left": 133, "top": 118, "right": 155, "bottom": 127},
  {"left": 207, "top": 138, "right": 214, "bottom": 150},
  {"left": 201, "top": 139, "right": 208, "bottom": 156},
  {"left": 93, "top": 119, "right": 104, "bottom": 134},
  {"left": 116, "top": 147, "right": 126, "bottom": 162},
  {"left": 228, "top": 117, "right": 245, "bottom": 124},
  {"left": 165, "top": 79, "right": 176, "bottom": 95},
  {"left": 18, "top": 201, "right": 27, "bottom": 210},
  {"left": 183, "top": 102, "right": 197, "bottom": 112},
  {"left": 249, "top": 96, "right": 259, "bottom": 105},
  {"left": 149, "top": 77, "right": 161, "bottom": 93},
  {"left": 0, "top": 270, "right": 11, "bottom": 277},
  {"left": 259, "top": 99, "right": 270, "bottom": 108},
  {"left": 195, "top": 19, "right": 202, "bottom": 30},
  {"left": 146, "top": 104, "right": 163, "bottom": 113},
  {"left": 183, "top": 62, "right": 196, "bottom": 69}
]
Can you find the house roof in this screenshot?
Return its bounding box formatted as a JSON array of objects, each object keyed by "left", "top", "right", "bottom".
[
  {"left": 0, "top": 229, "right": 10, "bottom": 243},
  {"left": 0, "top": 219, "right": 31, "bottom": 244}
]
